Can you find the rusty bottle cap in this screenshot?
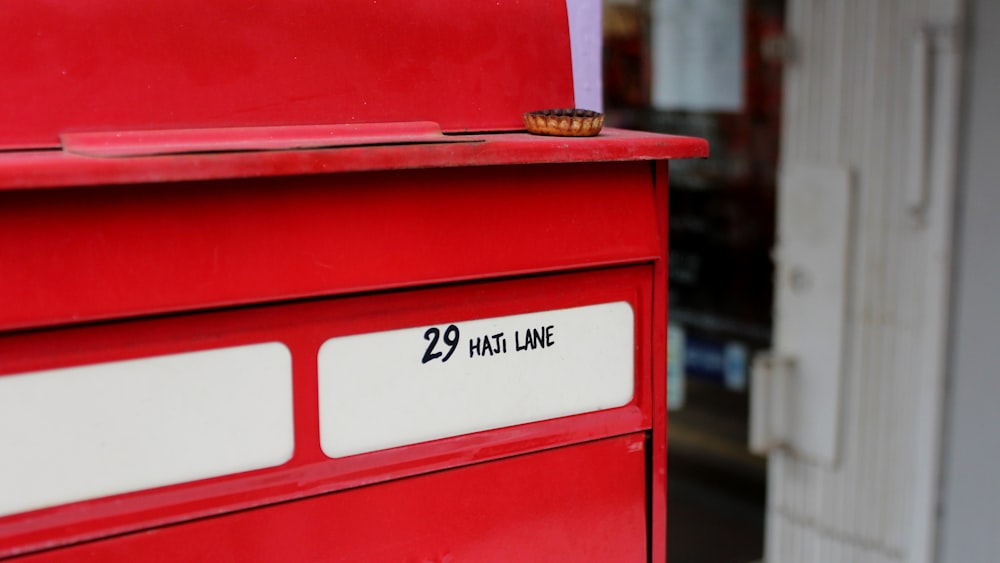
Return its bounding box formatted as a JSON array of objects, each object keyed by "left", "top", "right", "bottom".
[{"left": 523, "top": 108, "right": 605, "bottom": 137}]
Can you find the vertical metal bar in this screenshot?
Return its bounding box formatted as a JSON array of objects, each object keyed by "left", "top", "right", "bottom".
[{"left": 907, "top": 27, "right": 933, "bottom": 217}]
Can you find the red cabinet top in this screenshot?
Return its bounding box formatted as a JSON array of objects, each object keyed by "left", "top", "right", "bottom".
[
  {"left": 0, "top": 125, "right": 708, "bottom": 190},
  {"left": 0, "top": 0, "right": 707, "bottom": 189}
]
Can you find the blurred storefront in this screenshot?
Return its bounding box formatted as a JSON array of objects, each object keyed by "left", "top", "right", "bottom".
[{"left": 603, "top": 1, "right": 785, "bottom": 560}]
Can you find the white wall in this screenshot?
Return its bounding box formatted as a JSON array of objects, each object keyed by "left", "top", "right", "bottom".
[
  {"left": 767, "top": 0, "right": 963, "bottom": 561},
  {"left": 938, "top": 0, "right": 1000, "bottom": 559}
]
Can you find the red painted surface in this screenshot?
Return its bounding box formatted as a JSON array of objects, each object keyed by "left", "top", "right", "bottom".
[
  {"left": 0, "top": 162, "right": 660, "bottom": 333},
  {"left": 17, "top": 435, "right": 648, "bottom": 563},
  {"left": 0, "top": 154, "right": 697, "bottom": 560},
  {"left": 0, "top": 127, "right": 707, "bottom": 190},
  {"left": 653, "top": 160, "right": 671, "bottom": 563},
  {"left": 59, "top": 122, "right": 470, "bottom": 158},
  {"left": 0, "top": 0, "right": 574, "bottom": 149},
  {"left": 0, "top": 1, "right": 704, "bottom": 559},
  {"left": 0, "top": 267, "right": 653, "bottom": 557}
]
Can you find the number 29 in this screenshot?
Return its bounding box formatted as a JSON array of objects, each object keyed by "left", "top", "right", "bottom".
[{"left": 422, "top": 324, "right": 460, "bottom": 364}]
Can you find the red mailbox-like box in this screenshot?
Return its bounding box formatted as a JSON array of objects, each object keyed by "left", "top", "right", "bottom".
[{"left": 0, "top": 2, "right": 706, "bottom": 561}]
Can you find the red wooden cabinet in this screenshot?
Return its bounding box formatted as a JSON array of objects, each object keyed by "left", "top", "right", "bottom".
[{"left": 0, "top": 1, "right": 706, "bottom": 561}]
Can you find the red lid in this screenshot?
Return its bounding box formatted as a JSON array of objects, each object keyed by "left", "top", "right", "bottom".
[{"left": 0, "top": 0, "right": 575, "bottom": 149}]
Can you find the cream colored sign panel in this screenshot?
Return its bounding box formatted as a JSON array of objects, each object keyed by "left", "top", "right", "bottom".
[
  {"left": 0, "top": 343, "right": 295, "bottom": 517},
  {"left": 318, "top": 302, "right": 635, "bottom": 458}
]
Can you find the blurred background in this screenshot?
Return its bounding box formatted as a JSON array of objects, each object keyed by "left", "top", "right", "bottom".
[
  {"left": 602, "top": 1, "right": 782, "bottom": 560},
  {"left": 594, "top": 0, "right": 999, "bottom": 561}
]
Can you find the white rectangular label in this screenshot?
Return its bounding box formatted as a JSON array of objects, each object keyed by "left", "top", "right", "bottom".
[
  {"left": 318, "top": 301, "right": 635, "bottom": 458},
  {"left": 0, "top": 342, "right": 295, "bottom": 518}
]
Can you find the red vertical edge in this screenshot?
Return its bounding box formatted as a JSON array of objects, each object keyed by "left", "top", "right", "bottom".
[
  {"left": 288, "top": 338, "right": 324, "bottom": 464},
  {"left": 651, "top": 160, "right": 670, "bottom": 562}
]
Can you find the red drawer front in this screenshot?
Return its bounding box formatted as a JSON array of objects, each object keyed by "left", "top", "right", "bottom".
[
  {"left": 0, "top": 162, "right": 659, "bottom": 333},
  {"left": 18, "top": 434, "right": 648, "bottom": 563}
]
